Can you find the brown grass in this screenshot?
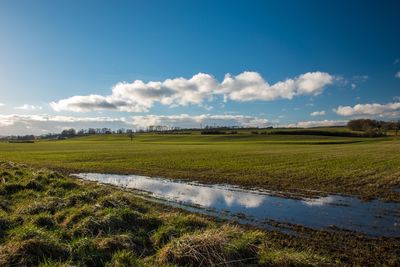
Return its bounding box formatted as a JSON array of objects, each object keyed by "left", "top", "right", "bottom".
[{"left": 158, "top": 225, "right": 263, "bottom": 266}]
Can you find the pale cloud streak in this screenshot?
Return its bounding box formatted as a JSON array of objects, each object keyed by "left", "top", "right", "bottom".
[
  {"left": 131, "top": 114, "right": 271, "bottom": 129},
  {"left": 288, "top": 120, "right": 347, "bottom": 128},
  {"left": 14, "top": 104, "right": 43, "bottom": 110},
  {"left": 50, "top": 71, "right": 335, "bottom": 113},
  {"left": 350, "top": 75, "right": 368, "bottom": 89},
  {"left": 310, "top": 110, "right": 326, "bottom": 116}
]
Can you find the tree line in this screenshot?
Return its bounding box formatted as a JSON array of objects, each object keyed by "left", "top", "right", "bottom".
[{"left": 347, "top": 119, "right": 400, "bottom": 136}]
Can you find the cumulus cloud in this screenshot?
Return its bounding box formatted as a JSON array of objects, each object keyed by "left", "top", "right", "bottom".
[
  {"left": 310, "top": 110, "right": 326, "bottom": 116},
  {"left": 15, "top": 104, "right": 43, "bottom": 110},
  {"left": 396, "top": 71, "right": 400, "bottom": 79},
  {"left": 334, "top": 102, "right": 400, "bottom": 117},
  {"left": 50, "top": 71, "right": 334, "bottom": 112},
  {"left": 288, "top": 120, "right": 347, "bottom": 128},
  {"left": 220, "top": 71, "right": 333, "bottom": 102}
]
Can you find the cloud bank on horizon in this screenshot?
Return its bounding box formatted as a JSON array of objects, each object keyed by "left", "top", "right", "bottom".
[
  {"left": 50, "top": 71, "right": 334, "bottom": 113},
  {"left": 0, "top": 113, "right": 353, "bottom": 136},
  {"left": 0, "top": 114, "right": 273, "bottom": 136}
]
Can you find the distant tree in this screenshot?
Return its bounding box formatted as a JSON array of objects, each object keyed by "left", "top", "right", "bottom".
[
  {"left": 127, "top": 129, "right": 134, "bottom": 141},
  {"left": 347, "top": 119, "right": 398, "bottom": 137},
  {"left": 101, "top": 128, "right": 112, "bottom": 134},
  {"left": 61, "top": 128, "right": 76, "bottom": 137}
]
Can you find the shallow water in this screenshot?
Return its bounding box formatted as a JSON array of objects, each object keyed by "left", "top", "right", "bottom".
[{"left": 73, "top": 173, "right": 400, "bottom": 237}]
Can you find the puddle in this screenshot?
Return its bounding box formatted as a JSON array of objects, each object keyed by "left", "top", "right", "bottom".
[{"left": 73, "top": 173, "right": 400, "bottom": 237}]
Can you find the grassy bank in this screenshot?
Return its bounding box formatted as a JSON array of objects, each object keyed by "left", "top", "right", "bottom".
[
  {"left": 0, "top": 132, "right": 399, "bottom": 201},
  {"left": 0, "top": 162, "right": 399, "bottom": 266}
]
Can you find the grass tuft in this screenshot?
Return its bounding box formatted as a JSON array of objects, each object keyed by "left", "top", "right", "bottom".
[
  {"left": 105, "top": 250, "right": 143, "bottom": 267},
  {"left": 258, "top": 247, "right": 329, "bottom": 266},
  {"left": 0, "top": 238, "right": 69, "bottom": 266},
  {"left": 158, "top": 225, "right": 263, "bottom": 266},
  {"left": 151, "top": 213, "right": 211, "bottom": 247},
  {"left": 34, "top": 215, "right": 57, "bottom": 229}
]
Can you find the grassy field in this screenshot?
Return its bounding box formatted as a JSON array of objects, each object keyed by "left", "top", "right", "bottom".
[
  {"left": 0, "top": 130, "right": 399, "bottom": 201},
  {"left": 0, "top": 129, "right": 400, "bottom": 201},
  {"left": 0, "top": 162, "right": 399, "bottom": 266}
]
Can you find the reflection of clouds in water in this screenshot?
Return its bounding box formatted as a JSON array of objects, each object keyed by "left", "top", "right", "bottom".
[
  {"left": 79, "top": 174, "right": 264, "bottom": 208},
  {"left": 302, "top": 196, "right": 336, "bottom": 206},
  {"left": 125, "top": 176, "right": 265, "bottom": 208},
  {"left": 75, "top": 173, "right": 400, "bottom": 237}
]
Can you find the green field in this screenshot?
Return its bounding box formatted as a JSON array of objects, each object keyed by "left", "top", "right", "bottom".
[
  {"left": 1, "top": 162, "right": 399, "bottom": 266},
  {"left": 1, "top": 129, "right": 399, "bottom": 201}
]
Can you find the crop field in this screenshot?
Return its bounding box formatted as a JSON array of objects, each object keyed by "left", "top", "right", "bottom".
[{"left": 0, "top": 129, "right": 399, "bottom": 201}]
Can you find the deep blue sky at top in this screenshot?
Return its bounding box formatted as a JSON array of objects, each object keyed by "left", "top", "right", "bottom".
[{"left": 0, "top": 0, "right": 399, "bottom": 124}]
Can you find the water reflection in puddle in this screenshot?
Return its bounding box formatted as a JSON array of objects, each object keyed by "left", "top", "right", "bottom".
[{"left": 73, "top": 173, "right": 400, "bottom": 237}]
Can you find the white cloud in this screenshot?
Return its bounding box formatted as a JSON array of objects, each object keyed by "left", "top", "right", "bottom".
[
  {"left": 288, "top": 120, "right": 347, "bottom": 128},
  {"left": 50, "top": 71, "right": 335, "bottom": 113},
  {"left": 220, "top": 71, "right": 333, "bottom": 102},
  {"left": 0, "top": 103, "right": 4, "bottom": 106},
  {"left": 395, "top": 71, "right": 400, "bottom": 79},
  {"left": 15, "top": 104, "right": 43, "bottom": 110},
  {"left": 334, "top": 102, "right": 400, "bottom": 117},
  {"left": 310, "top": 110, "right": 326, "bottom": 116}
]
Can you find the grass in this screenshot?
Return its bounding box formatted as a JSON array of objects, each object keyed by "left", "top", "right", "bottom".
[
  {"left": 259, "top": 248, "right": 329, "bottom": 266},
  {"left": 157, "top": 225, "right": 265, "bottom": 266},
  {"left": 0, "top": 129, "right": 399, "bottom": 200},
  {"left": 0, "top": 162, "right": 399, "bottom": 266}
]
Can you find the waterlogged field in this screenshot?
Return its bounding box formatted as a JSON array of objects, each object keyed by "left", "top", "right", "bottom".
[
  {"left": 0, "top": 131, "right": 399, "bottom": 201},
  {"left": 0, "top": 162, "right": 399, "bottom": 266}
]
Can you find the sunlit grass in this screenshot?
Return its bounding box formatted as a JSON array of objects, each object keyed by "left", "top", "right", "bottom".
[
  {"left": 0, "top": 132, "right": 399, "bottom": 200},
  {"left": 0, "top": 162, "right": 399, "bottom": 266}
]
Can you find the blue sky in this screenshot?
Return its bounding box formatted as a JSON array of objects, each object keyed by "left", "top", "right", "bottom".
[{"left": 0, "top": 0, "right": 399, "bottom": 134}]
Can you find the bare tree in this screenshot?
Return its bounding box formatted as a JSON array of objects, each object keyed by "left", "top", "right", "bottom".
[{"left": 127, "top": 129, "right": 134, "bottom": 142}]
